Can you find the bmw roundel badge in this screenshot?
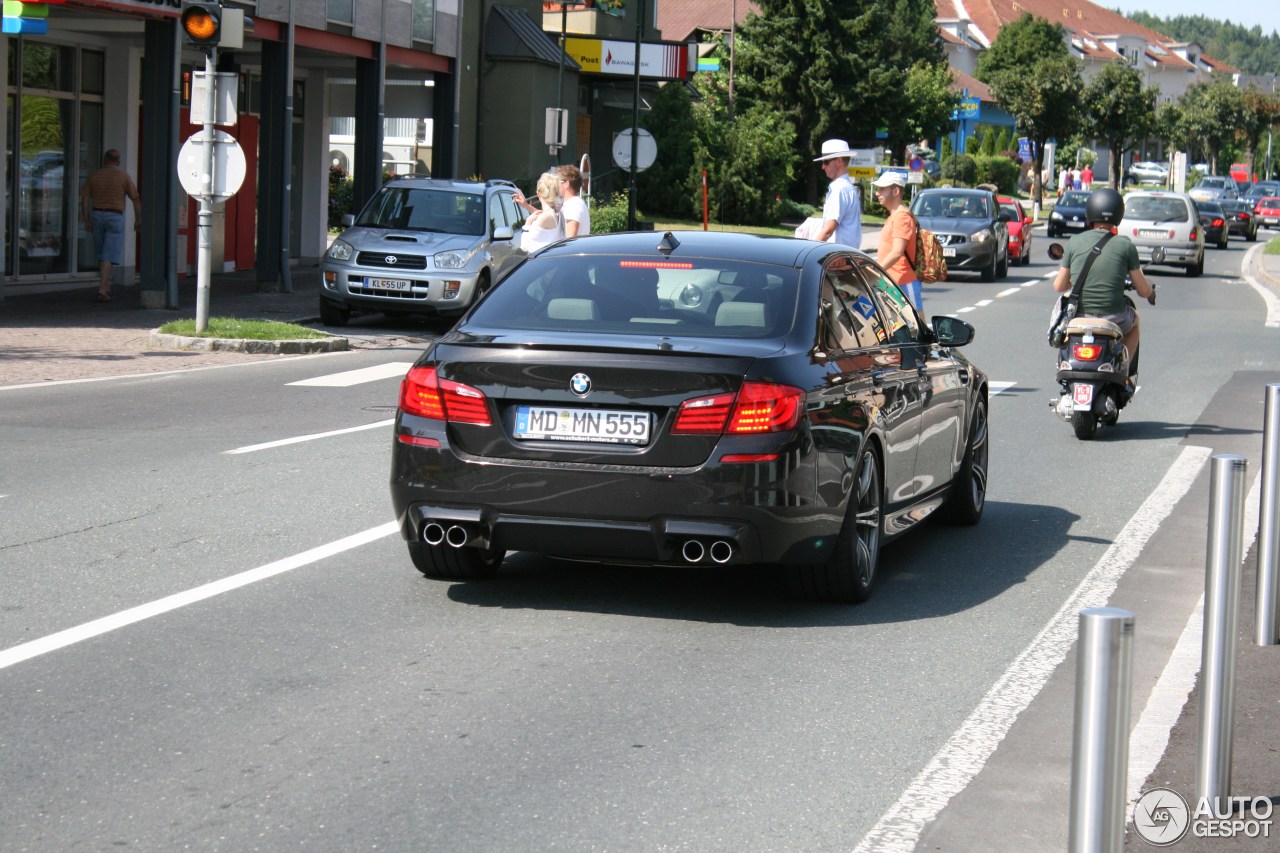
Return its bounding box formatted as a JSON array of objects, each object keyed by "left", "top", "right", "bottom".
[{"left": 570, "top": 372, "right": 592, "bottom": 396}]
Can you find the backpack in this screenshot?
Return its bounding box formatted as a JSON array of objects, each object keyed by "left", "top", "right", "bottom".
[{"left": 906, "top": 211, "right": 948, "bottom": 284}]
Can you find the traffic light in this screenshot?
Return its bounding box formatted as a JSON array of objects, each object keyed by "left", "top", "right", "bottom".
[{"left": 180, "top": 3, "right": 221, "bottom": 48}]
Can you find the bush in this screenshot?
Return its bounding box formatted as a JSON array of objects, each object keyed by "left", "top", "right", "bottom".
[
  {"left": 779, "top": 197, "right": 818, "bottom": 223},
  {"left": 942, "top": 154, "right": 977, "bottom": 185},
  {"left": 972, "top": 155, "right": 1022, "bottom": 195},
  {"left": 328, "top": 165, "right": 355, "bottom": 228},
  {"left": 589, "top": 191, "right": 635, "bottom": 234}
]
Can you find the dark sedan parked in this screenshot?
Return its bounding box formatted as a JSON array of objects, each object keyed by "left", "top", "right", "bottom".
[
  {"left": 390, "top": 231, "right": 990, "bottom": 603},
  {"left": 909, "top": 188, "right": 1009, "bottom": 281},
  {"left": 1194, "top": 199, "right": 1230, "bottom": 249},
  {"left": 1218, "top": 198, "right": 1258, "bottom": 241}
]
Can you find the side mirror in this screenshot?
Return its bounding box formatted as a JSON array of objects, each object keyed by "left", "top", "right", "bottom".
[
  {"left": 341, "top": 213, "right": 355, "bottom": 228},
  {"left": 932, "top": 316, "right": 975, "bottom": 347},
  {"left": 1047, "top": 243, "right": 1065, "bottom": 261},
  {"left": 493, "top": 226, "right": 515, "bottom": 241}
]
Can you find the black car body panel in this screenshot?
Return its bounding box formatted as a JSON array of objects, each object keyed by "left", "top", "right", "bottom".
[{"left": 389, "top": 231, "right": 987, "bottom": 590}]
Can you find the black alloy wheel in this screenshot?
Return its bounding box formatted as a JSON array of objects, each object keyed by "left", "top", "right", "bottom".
[
  {"left": 791, "top": 447, "right": 883, "bottom": 603},
  {"left": 939, "top": 398, "right": 988, "bottom": 525}
]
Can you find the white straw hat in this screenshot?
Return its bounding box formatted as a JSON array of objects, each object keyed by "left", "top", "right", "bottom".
[{"left": 814, "top": 139, "right": 855, "bottom": 162}]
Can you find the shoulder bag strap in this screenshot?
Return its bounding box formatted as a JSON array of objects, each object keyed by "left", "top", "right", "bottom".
[{"left": 1067, "top": 231, "right": 1115, "bottom": 307}]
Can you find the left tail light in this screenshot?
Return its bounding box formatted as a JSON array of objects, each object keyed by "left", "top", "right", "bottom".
[
  {"left": 673, "top": 381, "right": 803, "bottom": 435},
  {"left": 399, "top": 366, "right": 492, "bottom": 425}
]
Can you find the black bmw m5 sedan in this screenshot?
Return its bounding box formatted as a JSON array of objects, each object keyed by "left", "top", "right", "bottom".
[{"left": 390, "top": 230, "right": 989, "bottom": 603}]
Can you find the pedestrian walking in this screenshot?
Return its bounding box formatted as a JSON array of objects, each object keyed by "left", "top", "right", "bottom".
[
  {"left": 1071, "top": 167, "right": 1082, "bottom": 190},
  {"left": 871, "top": 171, "right": 923, "bottom": 311},
  {"left": 812, "top": 138, "right": 863, "bottom": 249},
  {"left": 1059, "top": 166, "right": 1071, "bottom": 198},
  {"left": 79, "top": 149, "right": 141, "bottom": 303},
  {"left": 1081, "top": 164, "right": 1094, "bottom": 191}
]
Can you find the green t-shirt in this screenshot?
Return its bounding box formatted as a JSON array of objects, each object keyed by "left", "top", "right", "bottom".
[{"left": 1060, "top": 229, "right": 1140, "bottom": 316}]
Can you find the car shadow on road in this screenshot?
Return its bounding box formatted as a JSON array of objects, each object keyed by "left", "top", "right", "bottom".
[
  {"left": 1079, "top": 419, "right": 1261, "bottom": 442},
  {"left": 443, "top": 500, "right": 1086, "bottom": 628}
]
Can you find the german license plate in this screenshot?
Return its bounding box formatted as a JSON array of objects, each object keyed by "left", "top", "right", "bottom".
[
  {"left": 365, "top": 277, "right": 413, "bottom": 291},
  {"left": 942, "top": 247, "right": 956, "bottom": 257},
  {"left": 1139, "top": 229, "right": 1168, "bottom": 238},
  {"left": 1072, "top": 383, "right": 1094, "bottom": 411},
  {"left": 514, "top": 405, "right": 650, "bottom": 445},
  {"left": 1066, "top": 220, "right": 1085, "bottom": 229}
]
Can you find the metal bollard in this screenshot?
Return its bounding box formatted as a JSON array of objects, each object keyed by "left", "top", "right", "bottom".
[
  {"left": 1197, "top": 454, "right": 1248, "bottom": 812},
  {"left": 1069, "top": 607, "right": 1135, "bottom": 853},
  {"left": 1257, "top": 384, "right": 1280, "bottom": 646}
]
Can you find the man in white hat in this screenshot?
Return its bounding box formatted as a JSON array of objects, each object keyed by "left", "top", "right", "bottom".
[
  {"left": 871, "top": 170, "right": 922, "bottom": 311},
  {"left": 813, "top": 139, "right": 862, "bottom": 249}
]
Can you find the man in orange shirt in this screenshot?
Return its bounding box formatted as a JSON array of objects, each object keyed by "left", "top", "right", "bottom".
[{"left": 871, "top": 172, "right": 922, "bottom": 311}]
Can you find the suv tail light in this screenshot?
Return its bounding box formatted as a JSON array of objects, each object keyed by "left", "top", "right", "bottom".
[
  {"left": 674, "top": 381, "right": 804, "bottom": 435},
  {"left": 399, "top": 366, "right": 492, "bottom": 425}
]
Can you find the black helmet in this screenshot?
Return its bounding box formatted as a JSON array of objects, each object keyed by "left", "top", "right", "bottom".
[{"left": 1085, "top": 188, "right": 1124, "bottom": 227}]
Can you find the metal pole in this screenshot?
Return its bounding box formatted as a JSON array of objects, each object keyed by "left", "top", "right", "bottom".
[
  {"left": 1257, "top": 384, "right": 1280, "bottom": 645},
  {"left": 627, "top": 0, "right": 644, "bottom": 231},
  {"left": 195, "top": 45, "right": 218, "bottom": 333},
  {"left": 1197, "top": 453, "right": 1248, "bottom": 812},
  {"left": 556, "top": 2, "right": 567, "bottom": 163},
  {"left": 1068, "top": 607, "right": 1134, "bottom": 853},
  {"left": 279, "top": 0, "right": 295, "bottom": 293}
]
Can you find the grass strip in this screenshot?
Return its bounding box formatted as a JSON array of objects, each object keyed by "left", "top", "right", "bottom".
[{"left": 157, "top": 318, "right": 331, "bottom": 340}]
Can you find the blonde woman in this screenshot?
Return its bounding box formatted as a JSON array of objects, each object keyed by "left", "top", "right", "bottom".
[{"left": 517, "top": 172, "right": 565, "bottom": 253}]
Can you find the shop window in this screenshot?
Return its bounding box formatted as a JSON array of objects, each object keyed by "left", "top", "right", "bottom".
[{"left": 413, "top": 0, "right": 435, "bottom": 44}]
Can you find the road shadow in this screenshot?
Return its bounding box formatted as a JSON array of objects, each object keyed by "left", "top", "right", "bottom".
[
  {"left": 1072, "top": 418, "right": 1261, "bottom": 443},
  {"left": 443, "top": 499, "right": 1085, "bottom": 627}
]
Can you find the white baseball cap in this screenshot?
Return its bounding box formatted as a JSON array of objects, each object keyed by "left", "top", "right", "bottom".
[{"left": 871, "top": 171, "right": 906, "bottom": 188}]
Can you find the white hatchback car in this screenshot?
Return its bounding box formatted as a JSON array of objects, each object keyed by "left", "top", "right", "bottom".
[{"left": 1120, "top": 191, "right": 1205, "bottom": 277}]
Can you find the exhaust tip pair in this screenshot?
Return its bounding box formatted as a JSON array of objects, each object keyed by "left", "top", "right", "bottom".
[
  {"left": 681, "top": 539, "right": 734, "bottom": 564},
  {"left": 423, "top": 522, "right": 471, "bottom": 548}
]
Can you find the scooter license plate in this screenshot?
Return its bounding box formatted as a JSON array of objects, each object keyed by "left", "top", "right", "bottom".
[{"left": 1072, "top": 383, "right": 1094, "bottom": 410}]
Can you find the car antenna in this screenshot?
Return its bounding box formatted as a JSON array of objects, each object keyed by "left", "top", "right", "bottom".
[{"left": 657, "top": 232, "right": 680, "bottom": 256}]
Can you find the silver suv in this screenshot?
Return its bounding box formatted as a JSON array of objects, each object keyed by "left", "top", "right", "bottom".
[{"left": 320, "top": 178, "right": 527, "bottom": 325}]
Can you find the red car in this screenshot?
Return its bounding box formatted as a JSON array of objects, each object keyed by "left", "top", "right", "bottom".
[
  {"left": 997, "top": 196, "right": 1035, "bottom": 266},
  {"left": 1253, "top": 196, "right": 1280, "bottom": 230}
]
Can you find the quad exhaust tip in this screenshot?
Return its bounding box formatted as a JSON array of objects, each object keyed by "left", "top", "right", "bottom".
[
  {"left": 681, "top": 539, "right": 705, "bottom": 563},
  {"left": 709, "top": 540, "right": 733, "bottom": 564},
  {"left": 680, "top": 539, "right": 736, "bottom": 564},
  {"left": 445, "top": 525, "right": 470, "bottom": 548},
  {"left": 423, "top": 522, "right": 446, "bottom": 546}
]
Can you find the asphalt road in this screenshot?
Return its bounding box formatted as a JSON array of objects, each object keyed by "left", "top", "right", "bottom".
[{"left": 1, "top": 236, "right": 1276, "bottom": 851}]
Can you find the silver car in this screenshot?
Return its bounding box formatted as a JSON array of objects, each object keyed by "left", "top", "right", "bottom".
[
  {"left": 1120, "top": 190, "right": 1204, "bottom": 277},
  {"left": 320, "top": 178, "right": 528, "bottom": 325},
  {"left": 1188, "top": 176, "right": 1239, "bottom": 202}
]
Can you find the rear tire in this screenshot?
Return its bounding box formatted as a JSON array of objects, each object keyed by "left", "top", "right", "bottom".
[
  {"left": 1248, "top": 225, "right": 1258, "bottom": 242},
  {"left": 1185, "top": 251, "right": 1204, "bottom": 277},
  {"left": 939, "top": 398, "right": 988, "bottom": 525},
  {"left": 408, "top": 540, "right": 504, "bottom": 580},
  {"left": 790, "top": 446, "right": 882, "bottom": 604},
  {"left": 1071, "top": 410, "right": 1098, "bottom": 441},
  {"left": 320, "top": 298, "right": 351, "bottom": 327},
  {"left": 1218, "top": 233, "right": 1228, "bottom": 249}
]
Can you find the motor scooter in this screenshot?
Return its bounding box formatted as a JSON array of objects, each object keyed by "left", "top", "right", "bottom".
[{"left": 1046, "top": 244, "right": 1160, "bottom": 440}]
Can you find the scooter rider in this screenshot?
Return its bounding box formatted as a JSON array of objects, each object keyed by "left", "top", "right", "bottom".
[{"left": 1051, "top": 188, "right": 1155, "bottom": 387}]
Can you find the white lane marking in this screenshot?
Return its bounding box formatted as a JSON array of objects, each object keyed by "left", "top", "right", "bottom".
[
  {"left": 224, "top": 419, "right": 395, "bottom": 455},
  {"left": 288, "top": 362, "right": 414, "bottom": 387},
  {"left": 853, "top": 444, "right": 1212, "bottom": 853},
  {"left": 989, "top": 381, "right": 1015, "bottom": 396},
  {"left": 1242, "top": 243, "right": 1280, "bottom": 328},
  {"left": 975, "top": 299, "right": 993, "bottom": 307},
  {"left": 1022, "top": 280, "right": 1040, "bottom": 288},
  {"left": 956, "top": 306, "right": 977, "bottom": 313},
  {"left": 1125, "top": 471, "right": 1262, "bottom": 816},
  {"left": 0, "top": 350, "right": 352, "bottom": 393},
  {"left": 0, "top": 521, "right": 400, "bottom": 672},
  {"left": 996, "top": 288, "right": 1021, "bottom": 297}
]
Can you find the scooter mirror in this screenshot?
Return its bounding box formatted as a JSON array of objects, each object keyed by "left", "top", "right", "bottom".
[
  {"left": 1150, "top": 246, "right": 1166, "bottom": 264},
  {"left": 1047, "top": 243, "right": 1065, "bottom": 261}
]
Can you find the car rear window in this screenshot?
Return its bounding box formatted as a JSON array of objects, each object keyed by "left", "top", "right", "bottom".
[
  {"left": 1261, "top": 198, "right": 1280, "bottom": 208},
  {"left": 470, "top": 256, "right": 799, "bottom": 339},
  {"left": 1125, "top": 196, "right": 1190, "bottom": 223},
  {"left": 356, "top": 187, "right": 486, "bottom": 236}
]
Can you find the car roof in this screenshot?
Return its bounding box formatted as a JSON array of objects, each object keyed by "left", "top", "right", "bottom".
[
  {"left": 382, "top": 177, "right": 516, "bottom": 194},
  {"left": 533, "top": 229, "right": 822, "bottom": 268},
  {"left": 918, "top": 188, "right": 991, "bottom": 197}
]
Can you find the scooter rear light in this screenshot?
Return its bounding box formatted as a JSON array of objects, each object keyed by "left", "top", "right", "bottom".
[{"left": 1073, "top": 344, "right": 1103, "bottom": 361}]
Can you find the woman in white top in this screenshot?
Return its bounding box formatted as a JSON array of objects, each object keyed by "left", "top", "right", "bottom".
[{"left": 517, "top": 172, "right": 564, "bottom": 253}]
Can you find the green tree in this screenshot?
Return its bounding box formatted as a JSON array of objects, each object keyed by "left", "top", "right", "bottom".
[
  {"left": 735, "top": 0, "right": 942, "bottom": 202},
  {"left": 902, "top": 61, "right": 960, "bottom": 163},
  {"left": 1239, "top": 88, "right": 1280, "bottom": 180},
  {"left": 977, "top": 14, "right": 1083, "bottom": 203},
  {"left": 1180, "top": 78, "right": 1246, "bottom": 172},
  {"left": 638, "top": 81, "right": 699, "bottom": 218},
  {"left": 1082, "top": 62, "right": 1157, "bottom": 189}
]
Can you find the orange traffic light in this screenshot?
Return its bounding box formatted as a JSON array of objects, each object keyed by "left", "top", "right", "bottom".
[{"left": 180, "top": 4, "right": 221, "bottom": 47}]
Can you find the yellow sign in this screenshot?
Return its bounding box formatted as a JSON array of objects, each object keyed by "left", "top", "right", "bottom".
[
  {"left": 849, "top": 167, "right": 877, "bottom": 179},
  {"left": 565, "top": 38, "right": 604, "bottom": 73}
]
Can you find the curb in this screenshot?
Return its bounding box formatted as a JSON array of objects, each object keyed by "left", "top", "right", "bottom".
[{"left": 148, "top": 330, "right": 349, "bottom": 354}]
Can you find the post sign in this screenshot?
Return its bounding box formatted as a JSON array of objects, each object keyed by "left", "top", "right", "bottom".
[{"left": 564, "top": 37, "right": 691, "bottom": 80}]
